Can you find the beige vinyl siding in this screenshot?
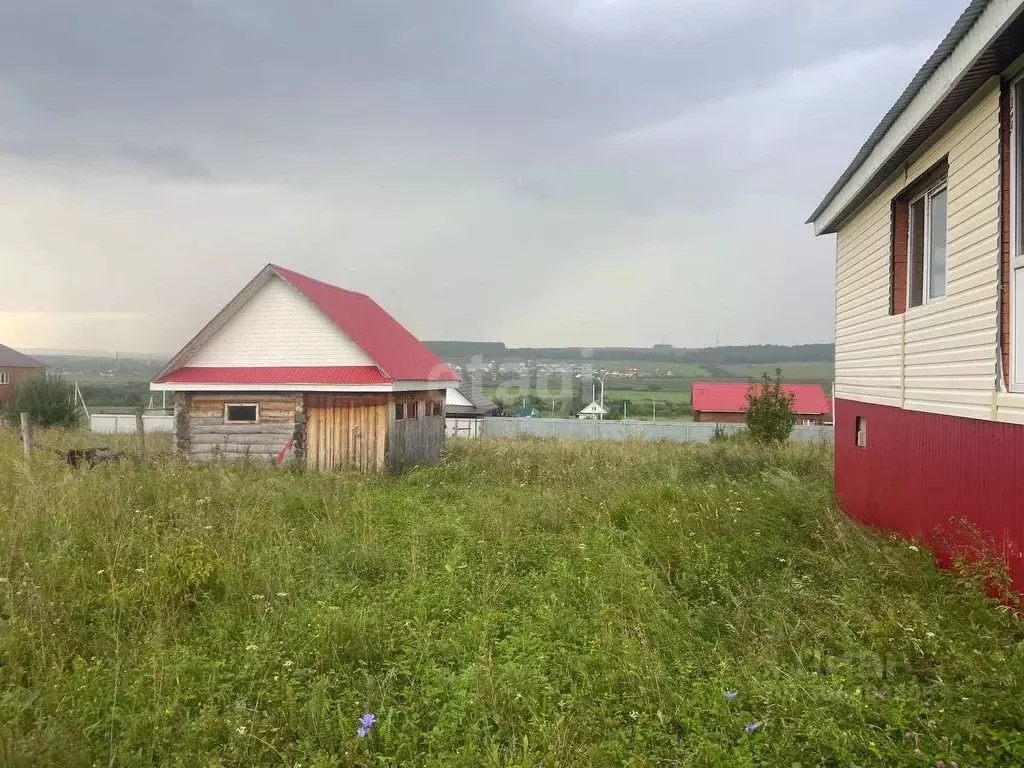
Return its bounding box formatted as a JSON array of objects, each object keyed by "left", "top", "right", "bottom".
[
  {"left": 188, "top": 276, "right": 375, "bottom": 368},
  {"left": 995, "top": 393, "right": 1024, "bottom": 424},
  {"left": 835, "top": 185, "right": 903, "bottom": 406},
  {"left": 835, "top": 83, "right": 1024, "bottom": 422}
]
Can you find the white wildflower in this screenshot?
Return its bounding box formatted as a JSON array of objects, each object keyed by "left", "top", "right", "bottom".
[
  {"left": 245, "top": 644, "right": 259, "bottom": 652},
  {"left": 236, "top": 725, "right": 247, "bottom": 735},
  {"left": 252, "top": 594, "right": 265, "bottom": 601},
  {"left": 283, "top": 660, "right": 294, "bottom": 668},
  {"left": 908, "top": 545, "right": 919, "bottom": 552},
  {"left": 276, "top": 592, "right": 288, "bottom": 598}
]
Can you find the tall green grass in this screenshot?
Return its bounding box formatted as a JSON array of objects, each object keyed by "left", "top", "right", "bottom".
[{"left": 1, "top": 432, "right": 1022, "bottom": 766}]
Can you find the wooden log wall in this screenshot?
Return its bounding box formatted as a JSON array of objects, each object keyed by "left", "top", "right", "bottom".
[{"left": 185, "top": 393, "right": 301, "bottom": 464}]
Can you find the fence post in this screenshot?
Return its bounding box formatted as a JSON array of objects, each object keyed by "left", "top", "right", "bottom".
[
  {"left": 20, "top": 412, "right": 32, "bottom": 457},
  {"left": 135, "top": 409, "right": 146, "bottom": 455}
]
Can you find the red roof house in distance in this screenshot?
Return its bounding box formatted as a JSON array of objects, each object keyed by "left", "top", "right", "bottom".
[
  {"left": 690, "top": 382, "right": 831, "bottom": 425},
  {"left": 0, "top": 343, "right": 43, "bottom": 405},
  {"left": 152, "top": 264, "right": 457, "bottom": 473}
]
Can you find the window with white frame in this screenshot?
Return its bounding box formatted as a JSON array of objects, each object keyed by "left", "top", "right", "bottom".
[
  {"left": 1013, "top": 76, "right": 1024, "bottom": 388},
  {"left": 0, "top": 371, "right": 8, "bottom": 385},
  {"left": 908, "top": 179, "right": 948, "bottom": 307}
]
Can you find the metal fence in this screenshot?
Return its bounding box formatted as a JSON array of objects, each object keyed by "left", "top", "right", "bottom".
[
  {"left": 446, "top": 418, "right": 484, "bottom": 438},
  {"left": 476, "top": 418, "right": 833, "bottom": 444},
  {"left": 90, "top": 413, "right": 175, "bottom": 434}
]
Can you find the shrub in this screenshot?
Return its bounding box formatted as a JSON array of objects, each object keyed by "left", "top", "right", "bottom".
[
  {"left": 745, "top": 368, "right": 796, "bottom": 443},
  {"left": 4, "top": 370, "right": 82, "bottom": 428}
]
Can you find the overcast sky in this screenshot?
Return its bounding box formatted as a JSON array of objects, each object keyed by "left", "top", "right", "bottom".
[{"left": 0, "top": 0, "right": 967, "bottom": 352}]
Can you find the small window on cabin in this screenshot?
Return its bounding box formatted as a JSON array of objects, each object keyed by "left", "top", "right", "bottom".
[
  {"left": 431, "top": 401, "right": 442, "bottom": 416},
  {"left": 394, "top": 403, "right": 405, "bottom": 421},
  {"left": 0, "top": 372, "right": 8, "bottom": 385},
  {"left": 407, "top": 401, "right": 419, "bottom": 419},
  {"left": 908, "top": 181, "right": 947, "bottom": 307},
  {"left": 225, "top": 404, "right": 258, "bottom": 423},
  {"left": 855, "top": 416, "right": 867, "bottom": 449}
]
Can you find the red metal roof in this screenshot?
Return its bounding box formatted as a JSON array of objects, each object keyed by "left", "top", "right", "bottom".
[
  {"left": 690, "top": 382, "right": 830, "bottom": 415},
  {"left": 271, "top": 265, "right": 457, "bottom": 382},
  {"left": 157, "top": 366, "right": 391, "bottom": 385}
]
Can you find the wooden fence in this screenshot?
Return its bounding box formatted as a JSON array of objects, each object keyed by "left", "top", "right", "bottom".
[{"left": 387, "top": 414, "right": 445, "bottom": 473}]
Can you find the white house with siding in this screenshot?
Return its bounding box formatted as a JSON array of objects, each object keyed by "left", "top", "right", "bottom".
[
  {"left": 808, "top": 0, "right": 1024, "bottom": 591},
  {"left": 577, "top": 400, "right": 609, "bottom": 420}
]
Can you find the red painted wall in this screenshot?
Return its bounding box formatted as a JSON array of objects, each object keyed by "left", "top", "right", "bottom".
[{"left": 835, "top": 399, "right": 1024, "bottom": 592}]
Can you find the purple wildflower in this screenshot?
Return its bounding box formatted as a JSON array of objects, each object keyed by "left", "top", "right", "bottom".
[
  {"left": 936, "top": 761, "right": 944, "bottom": 768},
  {"left": 356, "top": 712, "right": 376, "bottom": 738},
  {"left": 744, "top": 721, "right": 761, "bottom": 734},
  {"left": 724, "top": 691, "right": 738, "bottom": 701}
]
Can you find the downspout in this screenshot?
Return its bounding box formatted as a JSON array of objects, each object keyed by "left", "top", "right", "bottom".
[
  {"left": 899, "top": 164, "right": 909, "bottom": 411},
  {"left": 994, "top": 79, "right": 1007, "bottom": 420}
]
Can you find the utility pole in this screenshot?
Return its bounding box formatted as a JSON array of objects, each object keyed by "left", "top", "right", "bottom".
[
  {"left": 599, "top": 377, "right": 605, "bottom": 420},
  {"left": 623, "top": 401, "right": 627, "bottom": 420},
  {"left": 653, "top": 402, "right": 656, "bottom": 422}
]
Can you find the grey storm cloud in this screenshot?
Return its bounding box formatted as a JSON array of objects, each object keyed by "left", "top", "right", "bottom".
[{"left": 0, "top": 0, "right": 970, "bottom": 352}]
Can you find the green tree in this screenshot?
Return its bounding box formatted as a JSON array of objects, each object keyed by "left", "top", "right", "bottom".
[
  {"left": 5, "top": 371, "right": 82, "bottom": 428},
  {"left": 745, "top": 368, "right": 795, "bottom": 443}
]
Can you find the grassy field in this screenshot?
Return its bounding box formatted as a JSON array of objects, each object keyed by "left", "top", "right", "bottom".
[
  {"left": 2, "top": 432, "right": 1023, "bottom": 766},
  {"left": 719, "top": 362, "right": 835, "bottom": 383},
  {"left": 607, "top": 388, "right": 691, "bottom": 405}
]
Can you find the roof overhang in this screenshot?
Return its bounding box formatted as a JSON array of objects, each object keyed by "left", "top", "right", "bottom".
[
  {"left": 809, "top": 0, "right": 1024, "bottom": 235},
  {"left": 150, "top": 379, "right": 451, "bottom": 393}
]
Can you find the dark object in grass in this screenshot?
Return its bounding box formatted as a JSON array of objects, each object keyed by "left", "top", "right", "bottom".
[{"left": 62, "top": 448, "right": 125, "bottom": 467}]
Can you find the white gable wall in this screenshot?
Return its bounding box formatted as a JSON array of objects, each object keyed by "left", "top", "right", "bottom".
[
  {"left": 446, "top": 388, "right": 474, "bottom": 408},
  {"left": 187, "top": 276, "right": 376, "bottom": 368}
]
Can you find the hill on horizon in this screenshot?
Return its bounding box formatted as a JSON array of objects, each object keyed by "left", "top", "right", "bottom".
[{"left": 426, "top": 341, "right": 834, "bottom": 366}]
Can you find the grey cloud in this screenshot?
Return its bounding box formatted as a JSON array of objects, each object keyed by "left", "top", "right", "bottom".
[{"left": 0, "top": 0, "right": 972, "bottom": 350}]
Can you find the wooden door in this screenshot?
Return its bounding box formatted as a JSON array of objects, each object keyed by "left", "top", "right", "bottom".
[{"left": 305, "top": 394, "right": 388, "bottom": 471}]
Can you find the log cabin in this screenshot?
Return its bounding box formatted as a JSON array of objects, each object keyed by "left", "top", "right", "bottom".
[{"left": 151, "top": 264, "right": 457, "bottom": 473}]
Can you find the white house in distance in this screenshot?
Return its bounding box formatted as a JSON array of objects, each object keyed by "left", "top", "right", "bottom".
[
  {"left": 444, "top": 379, "right": 499, "bottom": 437},
  {"left": 151, "top": 264, "right": 457, "bottom": 473},
  {"left": 577, "top": 400, "right": 609, "bottom": 420},
  {"left": 808, "top": 0, "right": 1024, "bottom": 590}
]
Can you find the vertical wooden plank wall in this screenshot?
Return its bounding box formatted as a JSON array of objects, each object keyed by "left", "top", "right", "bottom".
[
  {"left": 305, "top": 394, "right": 389, "bottom": 472},
  {"left": 386, "top": 390, "right": 445, "bottom": 474}
]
